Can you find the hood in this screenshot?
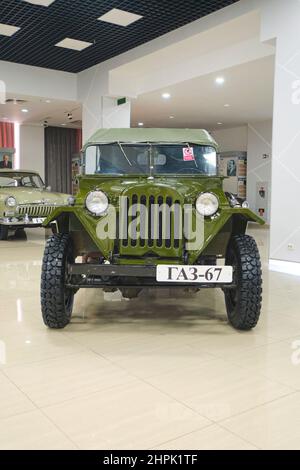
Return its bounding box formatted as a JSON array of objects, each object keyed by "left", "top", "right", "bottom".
[
  {"left": 0, "top": 187, "right": 70, "bottom": 205},
  {"left": 77, "top": 175, "right": 227, "bottom": 206}
]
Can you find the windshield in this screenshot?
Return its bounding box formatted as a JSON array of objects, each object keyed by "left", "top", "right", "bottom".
[
  {"left": 85, "top": 144, "right": 217, "bottom": 176},
  {"left": 0, "top": 173, "right": 44, "bottom": 189}
]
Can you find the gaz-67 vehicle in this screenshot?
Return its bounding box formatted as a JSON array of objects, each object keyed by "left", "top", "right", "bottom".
[
  {"left": 0, "top": 169, "right": 71, "bottom": 240},
  {"left": 41, "top": 129, "right": 264, "bottom": 331}
]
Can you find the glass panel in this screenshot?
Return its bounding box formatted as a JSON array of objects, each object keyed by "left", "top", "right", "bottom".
[
  {"left": 84, "top": 144, "right": 217, "bottom": 176},
  {"left": 85, "top": 144, "right": 149, "bottom": 175},
  {"left": 20, "top": 175, "right": 43, "bottom": 188},
  {"left": 0, "top": 176, "right": 17, "bottom": 187},
  {"left": 153, "top": 145, "right": 217, "bottom": 175},
  {"left": 0, "top": 173, "right": 44, "bottom": 188}
]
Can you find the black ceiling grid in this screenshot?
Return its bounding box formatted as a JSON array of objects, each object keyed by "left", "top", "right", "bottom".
[{"left": 0, "top": 0, "right": 239, "bottom": 73}]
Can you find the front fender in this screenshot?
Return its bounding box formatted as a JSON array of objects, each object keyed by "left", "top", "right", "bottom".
[
  {"left": 188, "top": 207, "right": 265, "bottom": 263},
  {"left": 43, "top": 206, "right": 115, "bottom": 258},
  {"left": 43, "top": 206, "right": 74, "bottom": 227},
  {"left": 233, "top": 207, "right": 265, "bottom": 225},
  {"left": 44, "top": 206, "right": 264, "bottom": 263}
]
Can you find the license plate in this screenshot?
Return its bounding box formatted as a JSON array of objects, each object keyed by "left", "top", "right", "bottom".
[
  {"left": 32, "top": 218, "right": 46, "bottom": 224},
  {"left": 156, "top": 265, "right": 233, "bottom": 283}
]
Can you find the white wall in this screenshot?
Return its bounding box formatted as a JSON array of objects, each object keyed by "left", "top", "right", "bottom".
[
  {"left": 260, "top": 0, "right": 300, "bottom": 264},
  {"left": 211, "top": 122, "right": 273, "bottom": 223},
  {"left": 79, "top": 64, "right": 131, "bottom": 142},
  {"left": 247, "top": 120, "right": 272, "bottom": 222},
  {"left": 19, "top": 125, "right": 45, "bottom": 180},
  {"left": 109, "top": 12, "right": 274, "bottom": 97},
  {"left": 211, "top": 125, "right": 248, "bottom": 152},
  {"left": 101, "top": 98, "right": 131, "bottom": 129},
  {"left": 0, "top": 60, "right": 77, "bottom": 101}
]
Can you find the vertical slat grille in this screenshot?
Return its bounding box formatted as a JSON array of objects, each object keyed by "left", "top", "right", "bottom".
[
  {"left": 121, "top": 194, "right": 181, "bottom": 250},
  {"left": 17, "top": 205, "right": 55, "bottom": 217}
]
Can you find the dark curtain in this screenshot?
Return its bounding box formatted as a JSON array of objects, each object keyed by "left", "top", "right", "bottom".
[{"left": 45, "top": 127, "right": 77, "bottom": 194}]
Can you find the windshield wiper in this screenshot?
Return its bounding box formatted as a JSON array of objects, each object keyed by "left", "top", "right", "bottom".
[{"left": 117, "top": 142, "right": 132, "bottom": 166}]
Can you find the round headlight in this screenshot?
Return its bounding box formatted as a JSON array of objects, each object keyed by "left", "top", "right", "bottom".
[
  {"left": 196, "top": 192, "right": 219, "bottom": 217},
  {"left": 5, "top": 196, "right": 17, "bottom": 208},
  {"left": 86, "top": 191, "right": 109, "bottom": 216}
]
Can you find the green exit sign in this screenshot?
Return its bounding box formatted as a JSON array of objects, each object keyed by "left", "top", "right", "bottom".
[{"left": 117, "top": 97, "right": 127, "bottom": 106}]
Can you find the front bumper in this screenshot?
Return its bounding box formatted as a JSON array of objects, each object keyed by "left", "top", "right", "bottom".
[
  {"left": 0, "top": 216, "right": 46, "bottom": 227},
  {"left": 67, "top": 263, "right": 236, "bottom": 289}
]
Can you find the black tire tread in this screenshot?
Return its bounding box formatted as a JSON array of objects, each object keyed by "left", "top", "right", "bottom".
[
  {"left": 41, "top": 233, "right": 73, "bottom": 329},
  {"left": 225, "top": 234, "right": 262, "bottom": 331}
]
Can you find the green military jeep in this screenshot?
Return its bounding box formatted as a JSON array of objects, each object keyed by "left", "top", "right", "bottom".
[{"left": 41, "top": 128, "right": 263, "bottom": 331}]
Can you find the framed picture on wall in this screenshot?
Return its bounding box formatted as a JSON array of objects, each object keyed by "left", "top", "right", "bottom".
[
  {"left": 227, "top": 159, "right": 237, "bottom": 177},
  {"left": 218, "top": 152, "right": 247, "bottom": 198},
  {"left": 0, "top": 148, "right": 14, "bottom": 169}
]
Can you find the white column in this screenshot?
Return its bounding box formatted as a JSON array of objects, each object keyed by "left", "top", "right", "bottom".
[
  {"left": 247, "top": 120, "right": 272, "bottom": 224},
  {"left": 19, "top": 125, "right": 45, "bottom": 180},
  {"left": 260, "top": 0, "right": 300, "bottom": 268},
  {"left": 78, "top": 65, "right": 131, "bottom": 144}
]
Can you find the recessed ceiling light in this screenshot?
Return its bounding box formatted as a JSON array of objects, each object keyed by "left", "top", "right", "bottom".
[
  {"left": 162, "top": 93, "right": 171, "bottom": 100},
  {"left": 21, "top": 109, "right": 29, "bottom": 113},
  {"left": 224, "top": 104, "right": 230, "bottom": 107},
  {"left": 45, "top": 99, "right": 51, "bottom": 103},
  {"left": 24, "top": 1, "right": 56, "bottom": 6},
  {"left": 215, "top": 77, "right": 225, "bottom": 85},
  {"left": 217, "top": 122, "right": 223, "bottom": 125},
  {"left": 98, "top": 8, "right": 143, "bottom": 27},
  {"left": 61, "top": 123, "right": 66, "bottom": 126},
  {"left": 138, "top": 122, "right": 144, "bottom": 127},
  {"left": 169, "top": 115, "right": 175, "bottom": 119},
  {"left": 55, "top": 38, "right": 93, "bottom": 51},
  {"left": 0, "top": 23, "right": 20, "bottom": 37}
]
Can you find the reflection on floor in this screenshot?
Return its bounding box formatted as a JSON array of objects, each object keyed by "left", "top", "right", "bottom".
[{"left": 0, "top": 226, "right": 300, "bottom": 450}]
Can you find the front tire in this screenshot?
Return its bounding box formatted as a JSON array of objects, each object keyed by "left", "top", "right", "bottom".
[
  {"left": 0, "top": 225, "right": 8, "bottom": 240},
  {"left": 225, "top": 234, "right": 262, "bottom": 331},
  {"left": 41, "top": 233, "right": 75, "bottom": 329}
]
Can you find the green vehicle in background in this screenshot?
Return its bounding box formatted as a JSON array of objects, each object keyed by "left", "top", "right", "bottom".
[
  {"left": 0, "top": 170, "right": 71, "bottom": 240},
  {"left": 41, "top": 128, "right": 264, "bottom": 331}
]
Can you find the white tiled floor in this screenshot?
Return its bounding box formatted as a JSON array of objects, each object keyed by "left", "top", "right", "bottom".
[{"left": 0, "top": 226, "right": 299, "bottom": 449}]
